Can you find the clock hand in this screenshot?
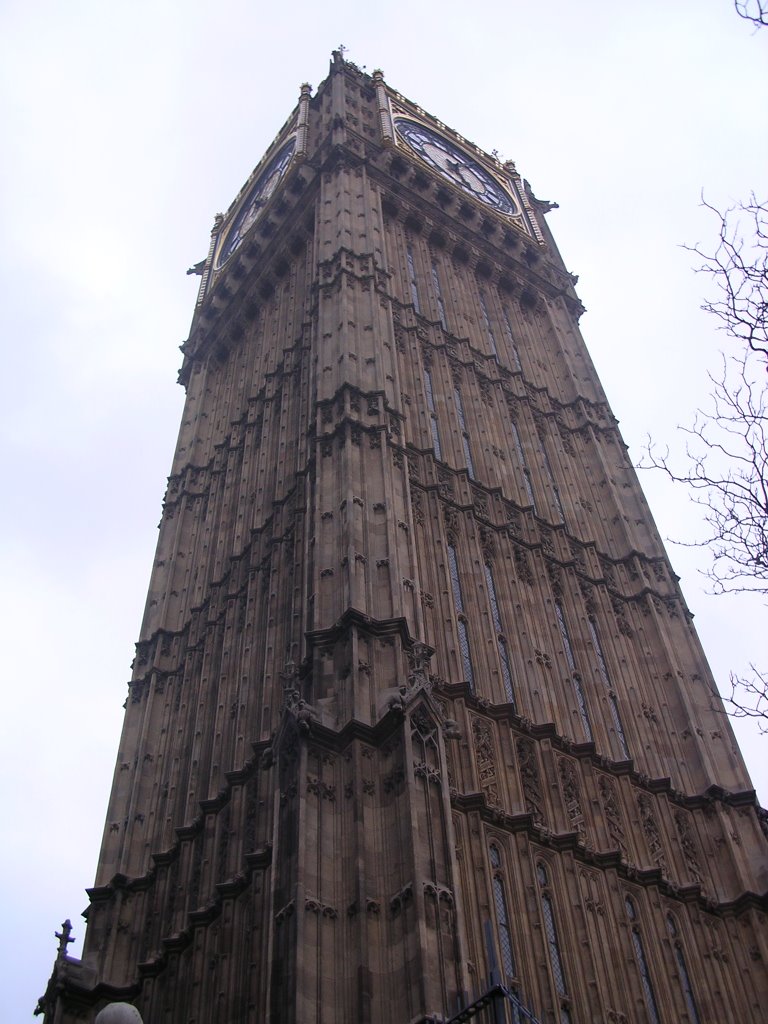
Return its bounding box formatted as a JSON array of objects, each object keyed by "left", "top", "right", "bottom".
[{"left": 445, "top": 158, "right": 469, "bottom": 187}]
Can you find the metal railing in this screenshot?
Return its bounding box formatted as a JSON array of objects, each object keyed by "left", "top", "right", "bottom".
[{"left": 446, "top": 983, "right": 542, "bottom": 1024}]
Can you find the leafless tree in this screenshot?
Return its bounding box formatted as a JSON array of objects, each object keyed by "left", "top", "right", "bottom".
[
  {"left": 686, "top": 195, "right": 767, "bottom": 364},
  {"left": 645, "top": 352, "right": 767, "bottom": 595},
  {"left": 643, "top": 197, "right": 768, "bottom": 726},
  {"left": 726, "top": 666, "right": 768, "bottom": 733},
  {"left": 735, "top": 0, "right": 768, "bottom": 28}
]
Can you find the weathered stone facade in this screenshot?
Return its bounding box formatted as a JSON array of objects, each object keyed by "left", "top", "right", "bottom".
[{"left": 38, "top": 52, "right": 767, "bottom": 1024}]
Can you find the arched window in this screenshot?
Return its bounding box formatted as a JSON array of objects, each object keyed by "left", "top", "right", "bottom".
[
  {"left": 478, "top": 289, "right": 498, "bottom": 358},
  {"left": 587, "top": 615, "right": 630, "bottom": 759},
  {"left": 447, "top": 540, "right": 474, "bottom": 689},
  {"left": 510, "top": 420, "right": 536, "bottom": 512},
  {"left": 501, "top": 303, "right": 523, "bottom": 371},
  {"left": 484, "top": 561, "right": 516, "bottom": 708},
  {"left": 488, "top": 843, "right": 516, "bottom": 982},
  {"left": 431, "top": 260, "right": 447, "bottom": 329},
  {"left": 423, "top": 365, "right": 442, "bottom": 459},
  {"left": 553, "top": 600, "right": 593, "bottom": 742},
  {"left": 538, "top": 438, "right": 565, "bottom": 524},
  {"left": 406, "top": 240, "right": 420, "bottom": 313},
  {"left": 454, "top": 386, "right": 475, "bottom": 479},
  {"left": 625, "top": 896, "right": 661, "bottom": 1024},
  {"left": 666, "top": 913, "right": 701, "bottom": 1024},
  {"left": 536, "top": 862, "right": 572, "bottom": 1024}
]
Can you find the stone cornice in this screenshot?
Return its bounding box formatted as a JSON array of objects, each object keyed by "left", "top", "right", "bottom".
[
  {"left": 407, "top": 457, "right": 681, "bottom": 605},
  {"left": 79, "top": 669, "right": 765, "bottom": 1010},
  {"left": 453, "top": 788, "right": 768, "bottom": 917},
  {"left": 305, "top": 606, "right": 429, "bottom": 656}
]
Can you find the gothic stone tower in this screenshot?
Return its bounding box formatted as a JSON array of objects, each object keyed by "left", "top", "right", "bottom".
[{"left": 39, "top": 52, "right": 767, "bottom": 1024}]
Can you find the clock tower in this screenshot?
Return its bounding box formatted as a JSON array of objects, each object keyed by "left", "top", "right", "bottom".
[{"left": 38, "top": 51, "right": 767, "bottom": 1024}]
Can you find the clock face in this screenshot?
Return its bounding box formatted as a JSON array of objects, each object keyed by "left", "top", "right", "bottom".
[
  {"left": 394, "top": 118, "right": 518, "bottom": 216},
  {"left": 217, "top": 137, "right": 296, "bottom": 268}
]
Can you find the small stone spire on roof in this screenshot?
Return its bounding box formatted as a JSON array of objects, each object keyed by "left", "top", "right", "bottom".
[{"left": 55, "top": 919, "right": 75, "bottom": 958}]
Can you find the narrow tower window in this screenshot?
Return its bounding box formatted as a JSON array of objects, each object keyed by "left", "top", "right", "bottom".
[
  {"left": 625, "top": 897, "right": 661, "bottom": 1024},
  {"left": 510, "top": 420, "right": 537, "bottom": 513},
  {"left": 537, "top": 863, "right": 572, "bottom": 1024},
  {"left": 666, "top": 914, "right": 701, "bottom": 1024},
  {"left": 485, "top": 561, "right": 516, "bottom": 707},
  {"left": 588, "top": 616, "right": 630, "bottom": 759},
  {"left": 423, "top": 366, "right": 443, "bottom": 459},
  {"left": 479, "top": 289, "right": 498, "bottom": 357},
  {"left": 454, "top": 387, "right": 475, "bottom": 479},
  {"left": 406, "top": 242, "right": 421, "bottom": 313},
  {"left": 447, "top": 540, "right": 474, "bottom": 689},
  {"left": 502, "top": 304, "right": 523, "bottom": 371},
  {"left": 554, "top": 600, "right": 593, "bottom": 742},
  {"left": 539, "top": 440, "right": 565, "bottom": 524},
  {"left": 488, "top": 843, "right": 516, "bottom": 981},
  {"left": 431, "top": 260, "right": 447, "bottom": 329}
]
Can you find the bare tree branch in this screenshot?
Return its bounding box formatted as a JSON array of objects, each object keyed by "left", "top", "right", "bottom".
[
  {"left": 643, "top": 196, "right": 768, "bottom": 729},
  {"left": 643, "top": 351, "right": 768, "bottom": 595},
  {"left": 735, "top": 0, "right": 768, "bottom": 28},
  {"left": 724, "top": 667, "right": 768, "bottom": 732},
  {"left": 683, "top": 196, "right": 768, "bottom": 364}
]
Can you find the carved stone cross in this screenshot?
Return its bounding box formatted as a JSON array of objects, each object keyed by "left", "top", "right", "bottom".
[{"left": 55, "top": 919, "right": 75, "bottom": 956}]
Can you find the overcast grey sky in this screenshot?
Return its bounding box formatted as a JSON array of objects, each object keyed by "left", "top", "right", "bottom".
[{"left": 1, "top": 1, "right": 766, "bottom": 1018}]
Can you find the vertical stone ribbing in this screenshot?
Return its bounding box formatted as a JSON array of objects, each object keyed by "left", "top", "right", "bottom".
[{"left": 39, "top": 56, "right": 767, "bottom": 1024}]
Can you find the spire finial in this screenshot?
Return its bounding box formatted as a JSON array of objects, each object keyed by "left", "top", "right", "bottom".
[{"left": 55, "top": 919, "right": 75, "bottom": 957}]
